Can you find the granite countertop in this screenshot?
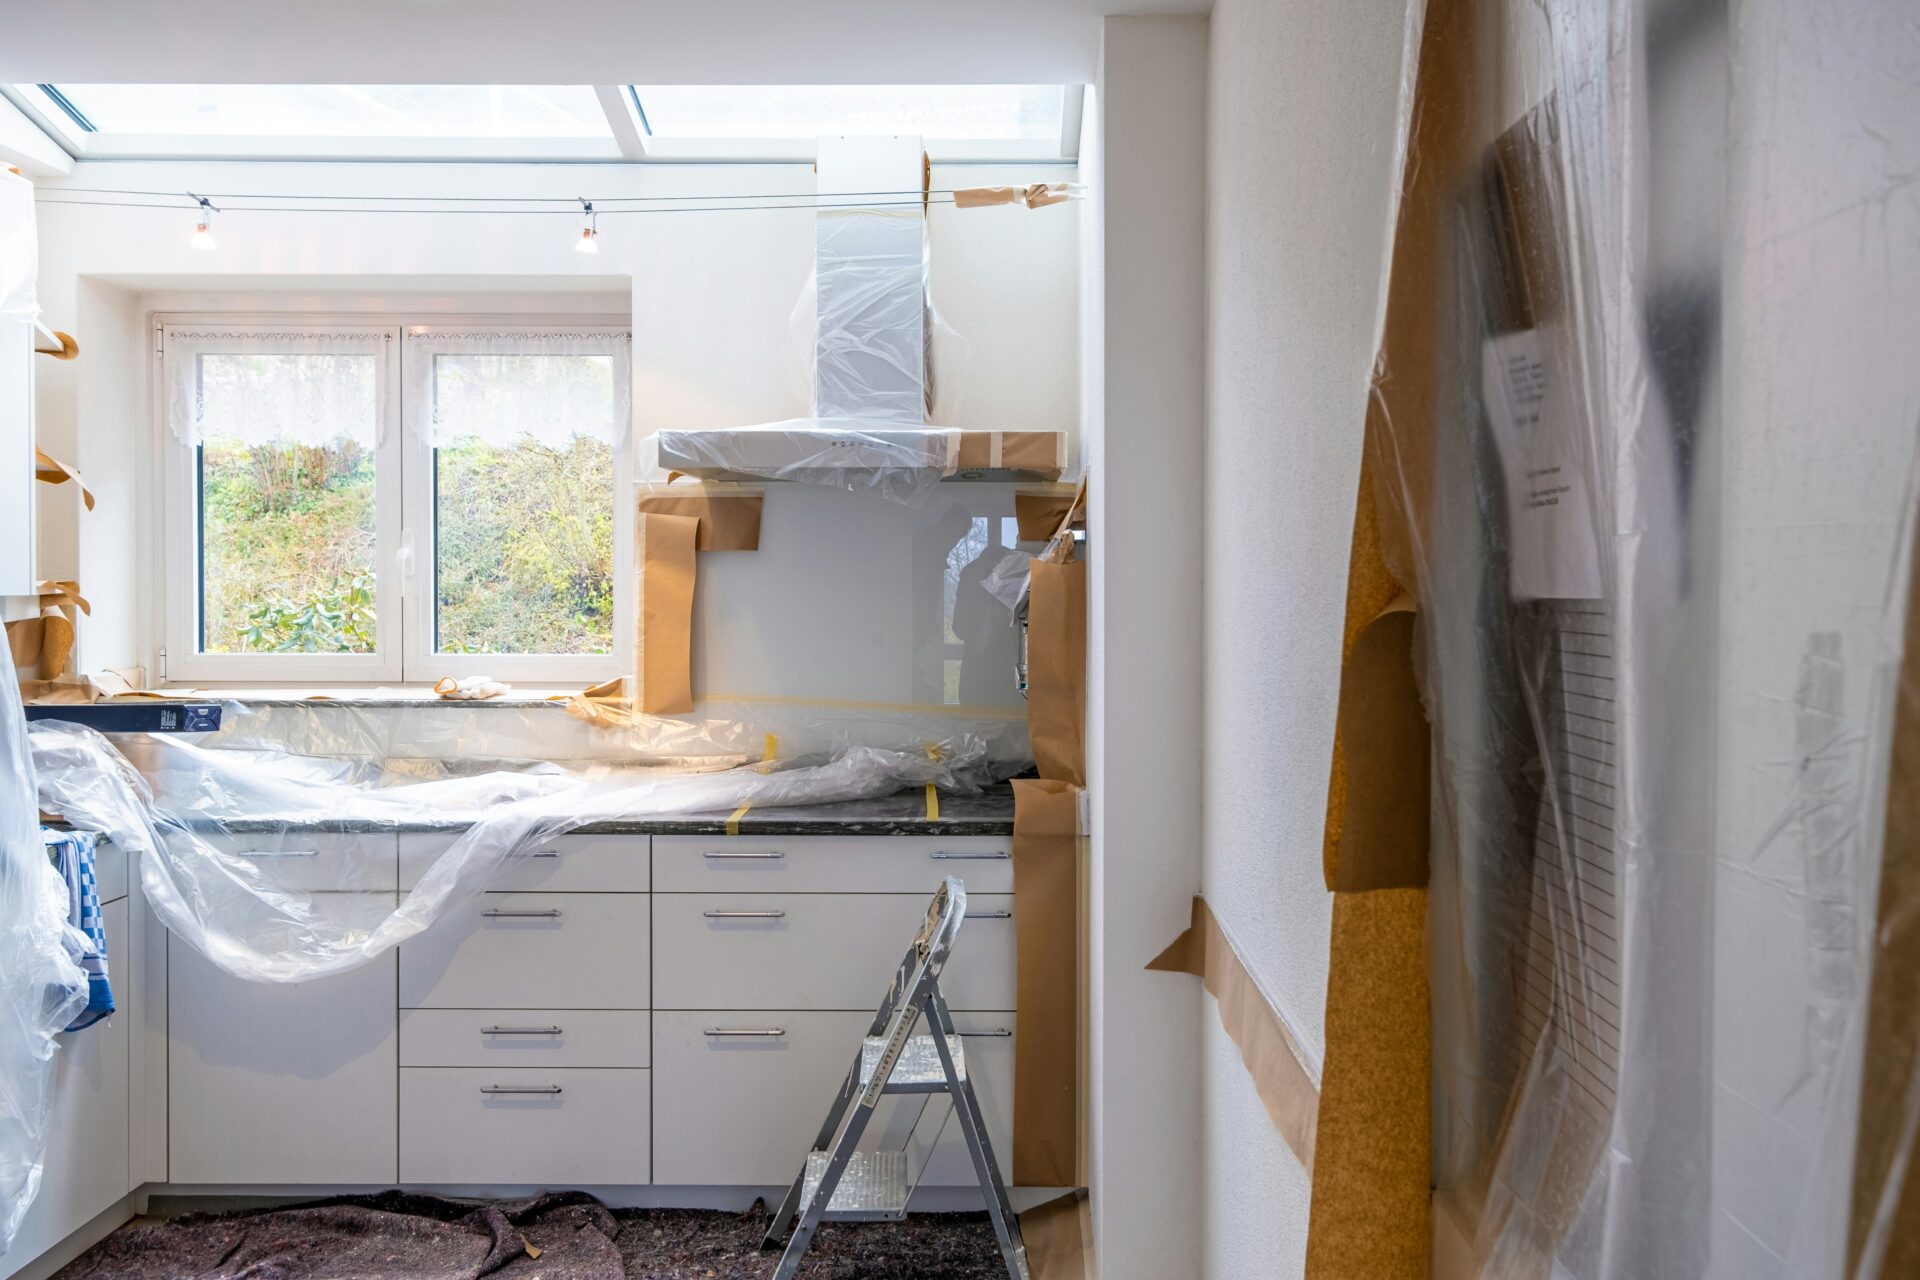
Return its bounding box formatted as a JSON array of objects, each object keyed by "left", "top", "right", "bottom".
[{"left": 199, "top": 782, "right": 1018, "bottom": 837}]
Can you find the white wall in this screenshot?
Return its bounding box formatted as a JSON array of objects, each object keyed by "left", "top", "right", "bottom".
[
  {"left": 1086, "top": 16, "right": 1206, "bottom": 1280},
  {"left": 30, "top": 158, "right": 1078, "bottom": 751},
  {"left": 1200, "top": 0, "right": 1413, "bottom": 1275}
]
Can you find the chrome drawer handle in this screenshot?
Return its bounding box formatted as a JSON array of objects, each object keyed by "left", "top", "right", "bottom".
[
  {"left": 957, "top": 1028, "right": 1013, "bottom": 1038},
  {"left": 930, "top": 850, "right": 1010, "bottom": 860},
  {"left": 704, "top": 1027, "right": 785, "bottom": 1037},
  {"left": 966, "top": 910, "right": 1012, "bottom": 919},
  {"left": 482, "top": 908, "right": 563, "bottom": 919},
  {"left": 703, "top": 850, "right": 785, "bottom": 860},
  {"left": 529, "top": 851, "right": 561, "bottom": 859},
  {"left": 480, "top": 1084, "right": 563, "bottom": 1095},
  {"left": 703, "top": 909, "right": 786, "bottom": 919},
  {"left": 481, "top": 1025, "right": 563, "bottom": 1036},
  {"left": 235, "top": 849, "right": 319, "bottom": 858}
]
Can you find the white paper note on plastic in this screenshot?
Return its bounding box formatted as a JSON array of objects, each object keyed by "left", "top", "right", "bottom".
[{"left": 1481, "top": 328, "right": 1603, "bottom": 600}]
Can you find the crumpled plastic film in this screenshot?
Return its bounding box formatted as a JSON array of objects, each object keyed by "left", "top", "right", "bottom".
[
  {"left": 27, "top": 716, "right": 995, "bottom": 985},
  {"left": 0, "top": 654, "right": 89, "bottom": 1254},
  {"left": 1374, "top": 0, "right": 1920, "bottom": 1277}
]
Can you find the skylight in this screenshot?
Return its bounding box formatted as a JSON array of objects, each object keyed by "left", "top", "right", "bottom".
[
  {"left": 9, "top": 83, "right": 1083, "bottom": 162},
  {"left": 634, "top": 85, "right": 1065, "bottom": 141}
]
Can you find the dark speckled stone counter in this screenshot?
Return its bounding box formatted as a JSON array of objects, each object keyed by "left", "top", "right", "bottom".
[{"left": 195, "top": 783, "right": 1017, "bottom": 836}]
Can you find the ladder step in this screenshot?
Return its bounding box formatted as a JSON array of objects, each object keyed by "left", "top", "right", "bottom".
[
  {"left": 860, "top": 1034, "right": 966, "bottom": 1093},
  {"left": 802, "top": 1150, "right": 911, "bottom": 1221}
]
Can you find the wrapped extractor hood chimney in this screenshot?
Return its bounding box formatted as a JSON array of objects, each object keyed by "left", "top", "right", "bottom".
[{"left": 652, "top": 136, "right": 1067, "bottom": 502}]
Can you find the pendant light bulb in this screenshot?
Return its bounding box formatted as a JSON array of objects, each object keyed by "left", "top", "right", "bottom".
[
  {"left": 188, "top": 193, "right": 218, "bottom": 251},
  {"left": 574, "top": 197, "right": 598, "bottom": 255}
]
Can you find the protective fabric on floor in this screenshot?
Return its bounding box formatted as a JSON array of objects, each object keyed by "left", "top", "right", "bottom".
[{"left": 52, "top": 1194, "right": 1010, "bottom": 1280}]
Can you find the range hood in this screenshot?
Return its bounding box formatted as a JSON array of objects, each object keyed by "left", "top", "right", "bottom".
[{"left": 652, "top": 135, "right": 1068, "bottom": 498}]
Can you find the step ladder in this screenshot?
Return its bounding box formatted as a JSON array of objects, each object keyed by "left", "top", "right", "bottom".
[{"left": 762, "top": 875, "right": 1030, "bottom": 1280}]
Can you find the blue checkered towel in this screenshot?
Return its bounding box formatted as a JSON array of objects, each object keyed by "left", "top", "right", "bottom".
[{"left": 44, "top": 829, "right": 115, "bottom": 1031}]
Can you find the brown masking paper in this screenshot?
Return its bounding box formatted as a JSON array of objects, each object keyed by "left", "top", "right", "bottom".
[
  {"left": 636, "top": 491, "right": 763, "bottom": 551},
  {"left": 1012, "top": 777, "right": 1082, "bottom": 1188},
  {"left": 1849, "top": 507, "right": 1920, "bottom": 1273},
  {"left": 953, "top": 186, "right": 1023, "bottom": 209},
  {"left": 635, "top": 512, "right": 698, "bottom": 715},
  {"left": 1026, "top": 559, "right": 1087, "bottom": 788},
  {"left": 33, "top": 447, "right": 95, "bottom": 511},
  {"left": 1018, "top": 1189, "right": 1092, "bottom": 1280},
  {"left": 1014, "top": 491, "right": 1084, "bottom": 543},
  {"left": 952, "top": 431, "right": 1067, "bottom": 477},
  {"left": 1149, "top": 895, "right": 1321, "bottom": 1169}
]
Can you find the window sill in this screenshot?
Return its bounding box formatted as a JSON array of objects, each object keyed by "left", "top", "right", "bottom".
[{"left": 129, "top": 683, "right": 594, "bottom": 709}]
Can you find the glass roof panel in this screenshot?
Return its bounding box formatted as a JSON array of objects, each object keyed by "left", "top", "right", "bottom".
[
  {"left": 41, "top": 84, "right": 610, "bottom": 138},
  {"left": 633, "top": 84, "right": 1065, "bottom": 141}
]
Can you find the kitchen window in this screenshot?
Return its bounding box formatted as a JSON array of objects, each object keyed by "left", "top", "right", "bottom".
[{"left": 158, "top": 318, "right": 631, "bottom": 684}]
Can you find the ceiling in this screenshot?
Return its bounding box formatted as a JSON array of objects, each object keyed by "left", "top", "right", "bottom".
[{"left": 0, "top": 0, "right": 1212, "bottom": 88}]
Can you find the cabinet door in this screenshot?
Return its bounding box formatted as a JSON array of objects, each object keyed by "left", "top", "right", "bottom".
[
  {"left": 0, "top": 902, "right": 131, "bottom": 1280},
  {"left": 168, "top": 893, "right": 397, "bottom": 1185}
]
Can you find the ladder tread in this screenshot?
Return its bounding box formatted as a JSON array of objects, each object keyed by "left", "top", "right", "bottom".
[
  {"left": 802, "top": 1150, "right": 911, "bottom": 1221},
  {"left": 860, "top": 1034, "right": 966, "bottom": 1092}
]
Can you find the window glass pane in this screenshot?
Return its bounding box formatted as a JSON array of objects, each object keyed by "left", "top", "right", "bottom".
[
  {"left": 196, "top": 352, "right": 379, "bottom": 654},
  {"left": 44, "top": 84, "right": 609, "bottom": 138},
  {"left": 634, "top": 84, "right": 1065, "bottom": 141},
  {"left": 432, "top": 353, "right": 616, "bottom": 656}
]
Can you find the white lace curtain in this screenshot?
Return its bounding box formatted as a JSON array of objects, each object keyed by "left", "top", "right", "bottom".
[
  {"left": 164, "top": 329, "right": 388, "bottom": 448},
  {"left": 404, "top": 328, "right": 632, "bottom": 449}
]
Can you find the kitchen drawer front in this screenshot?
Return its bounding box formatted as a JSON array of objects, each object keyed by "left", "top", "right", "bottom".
[
  {"left": 399, "top": 893, "right": 650, "bottom": 1010},
  {"left": 654, "top": 835, "right": 1013, "bottom": 895},
  {"left": 400, "top": 1067, "right": 650, "bottom": 1185},
  {"left": 653, "top": 893, "right": 1015, "bottom": 1011},
  {"left": 652, "top": 1011, "right": 1017, "bottom": 1188},
  {"left": 401, "top": 1009, "right": 650, "bottom": 1068},
  {"left": 653, "top": 1011, "right": 869, "bottom": 1186},
  {"left": 199, "top": 830, "right": 398, "bottom": 892},
  {"left": 399, "top": 832, "right": 650, "bottom": 893}
]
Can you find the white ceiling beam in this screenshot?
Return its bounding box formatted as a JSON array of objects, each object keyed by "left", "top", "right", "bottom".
[
  {"left": 0, "top": 92, "right": 74, "bottom": 177},
  {"left": 592, "top": 85, "right": 650, "bottom": 161}
]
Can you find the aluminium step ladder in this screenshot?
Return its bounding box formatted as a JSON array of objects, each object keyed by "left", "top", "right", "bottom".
[{"left": 762, "top": 875, "right": 1030, "bottom": 1280}]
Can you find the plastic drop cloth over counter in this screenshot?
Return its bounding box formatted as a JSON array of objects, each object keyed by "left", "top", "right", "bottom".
[
  {"left": 1370, "top": 0, "right": 1920, "bottom": 1277},
  {"left": 0, "top": 658, "right": 90, "bottom": 1255},
  {"left": 27, "top": 709, "right": 998, "bottom": 986}
]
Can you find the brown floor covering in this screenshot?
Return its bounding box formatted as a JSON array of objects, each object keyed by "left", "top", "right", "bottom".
[{"left": 53, "top": 1191, "right": 1009, "bottom": 1280}]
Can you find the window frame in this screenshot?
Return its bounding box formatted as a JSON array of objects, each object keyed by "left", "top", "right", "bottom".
[{"left": 155, "top": 313, "right": 632, "bottom": 687}]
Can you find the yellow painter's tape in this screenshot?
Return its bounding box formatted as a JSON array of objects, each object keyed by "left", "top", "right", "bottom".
[{"left": 726, "top": 801, "right": 752, "bottom": 837}]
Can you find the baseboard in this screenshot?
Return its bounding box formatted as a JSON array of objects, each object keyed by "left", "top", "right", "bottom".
[{"left": 145, "top": 1183, "right": 1075, "bottom": 1216}]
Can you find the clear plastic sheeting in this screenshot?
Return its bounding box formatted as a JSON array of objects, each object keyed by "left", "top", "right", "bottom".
[
  {"left": 27, "top": 716, "right": 995, "bottom": 985},
  {"left": 1377, "top": 0, "right": 1920, "bottom": 1277},
  {"left": 0, "top": 171, "right": 35, "bottom": 320},
  {"left": 651, "top": 424, "right": 1068, "bottom": 505},
  {"left": 0, "top": 657, "right": 89, "bottom": 1254}
]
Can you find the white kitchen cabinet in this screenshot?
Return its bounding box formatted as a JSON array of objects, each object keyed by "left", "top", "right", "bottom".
[
  {"left": 399, "top": 833, "right": 649, "bottom": 892},
  {"left": 399, "top": 1067, "right": 650, "bottom": 1185},
  {"left": 0, "top": 901, "right": 131, "bottom": 1280},
  {"left": 399, "top": 891, "right": 650, "bottom": 1010},
  {"left": 653, "top": 835, "right": 1013, "bottom": 895},
  {"left": 400, "top": 1009, "right": 650, "bottom": 1069},
  {"left": 651, "top": 892, "right": 1017, "bottom": 1011},
  {"left": 651, "top": 1009, "right": 1016, "bottom": 1190},
  {"left": 167, "top": 893, "right": 398, "bottom": 1185}
]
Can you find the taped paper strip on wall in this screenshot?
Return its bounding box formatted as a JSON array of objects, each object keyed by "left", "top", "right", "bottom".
[
  {"left": 635, "top": 512, "right": 698, "bottom": 715},
  {"left": 1147, "top": 895, "right": 1321, "bottom": 1169}
]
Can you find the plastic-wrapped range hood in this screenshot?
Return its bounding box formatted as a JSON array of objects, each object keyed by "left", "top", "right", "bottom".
[{"left": 653, "top": 136, "right": 1066, "bottom": 492}]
